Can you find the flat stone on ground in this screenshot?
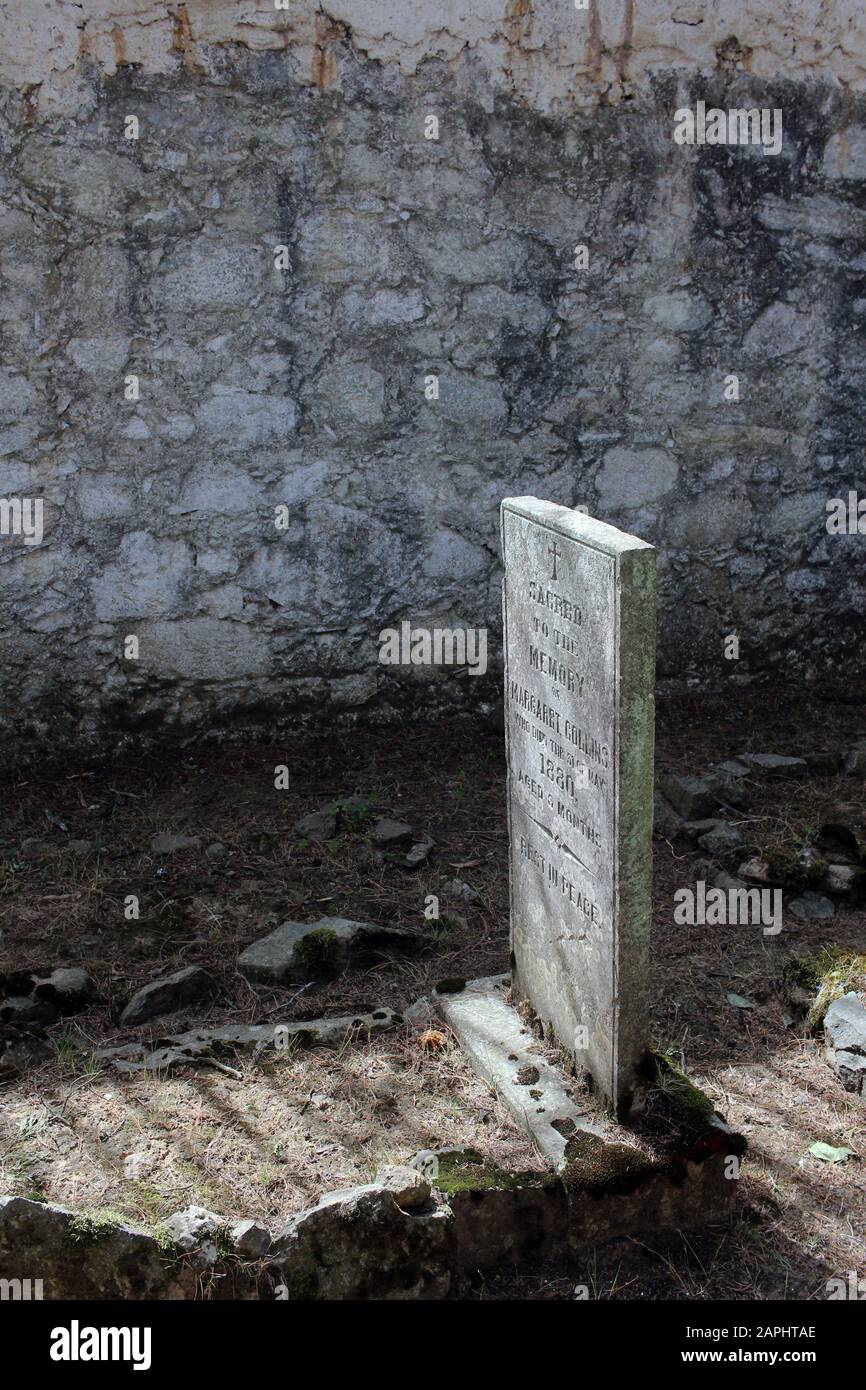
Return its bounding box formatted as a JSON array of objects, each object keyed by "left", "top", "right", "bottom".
[
  {"left": 788, "top": 892, "right": 835, "bottom": 922},
  {"left": 237, "top": 916, "right": 410, "bottom": 984},
  {"left": 373, "top": 817, "right": 414, "bottom": 847},
  {"left": 435, "top": 974, "right": 604, "bottom": 1167},
  {"left": 150, "top": 833, "right": 201, "bottom": 854},
  {"left": 738, "top": 753, "right": 808, "bottom": 779},
  {"left": 97, "top": 1006, "right": 402, "bottom": 1073},
  {"left": 697, "top": 822, "right": 745, "bottom": 857},
  {"left": 120, "top": 965, "right": 216, "bottom": 1026}
]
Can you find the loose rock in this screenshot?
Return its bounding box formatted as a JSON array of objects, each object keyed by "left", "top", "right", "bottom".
[
  {"left": 658, "top": 773, "right": 721, "bottom": 820},
  {"left": 737, "top": 857, "right": 775, "bottom": 884},
  {"left": 404, "top": 838, "right": 434, "bottom": 868},
  {"left": 161, "top": 1206, "right": 222, "bottom": 1267},
  {"left": 120, "top": 965, "right": 216, "bottom": 1027},
  {"left": 150, "top": 833, "right": 200, "bottom": 855},
  {"left": 697, "top": 823, "right": 745, "bottom": 857},
  {"left": 445, "top": 878, "right": 479, "bottom": 904},
  {"left": 824, "top": 991, "right": 866, "bottom": 1095},
  {"left": 230, "top": 1218, "right": 271, "bottom": 1259},
  {"left": 0, "top": 995, "right": 58, "bottom": 1025},
  {"left": 33, "top": 967, "right": 95, "bottom": 1011},
  {"left": 375, "top": 1165, "right": 432, "bottom": 1209},
  {"left": 238, "top": 916, "right": 415, "bottom": 984},
  {"left": 737, "top": 753, "right": 808, "bottom": 779},
  {"left": 653, "top": 792, "right": 684, "bottom": 837},
  {"left": 293, "top": 808, "right": 338, "bottom": 841},
  {"left": 373, "top": 817, "right": 414, "bottom": 848},
  {"left": 822, "top": 864, "right": 864, "bottom": 896},
  {"left": 712, "top": 758, "right": 751, "bottom": 779},
  {"left": 97, "top": 1006, "right": 402, "bottom": 1073},
  {"left": 788, "top": 892, "right": 835, "bottom": 922}
]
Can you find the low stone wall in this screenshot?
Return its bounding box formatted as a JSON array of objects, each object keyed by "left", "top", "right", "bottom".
[{"left": 0, "top": 1136, "right": 741, "bottom": 1300}]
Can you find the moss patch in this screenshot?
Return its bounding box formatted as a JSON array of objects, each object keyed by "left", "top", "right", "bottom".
[
  {"left": 433, "top": 977, "right": 466, "bottom": 995},
  {"left": 65, "top": 1209, "right": 124, "bottom": 1248},
  {"left": 789, "top": 949, "right": 866, "bottom": 1030},
  {"left": 561, "top": 1138, "right": 657, "bottom": 1197},
  {"left": 334, "top": 797, "right": 374, "bottom": 832},
  {"left": 432, "top": 1149, "right": 549, "bottom": 1195},
  {"left": 652, "top": 1049, "right": 716, "bottom": 1135},
  {"left": 765, "top": 846, "right": 827, "bottom": 888},
  {"left": 292, "top": 927, "right": 343, "bottom": 976}
]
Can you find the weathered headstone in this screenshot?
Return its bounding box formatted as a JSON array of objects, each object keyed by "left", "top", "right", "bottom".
[{"left": 500, "top": 497, "right": 656, "bottom": 1116}]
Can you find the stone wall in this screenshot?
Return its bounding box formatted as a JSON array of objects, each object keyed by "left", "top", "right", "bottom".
[{"left": 1, "top": 1, "right": 865, "bottom": 760}]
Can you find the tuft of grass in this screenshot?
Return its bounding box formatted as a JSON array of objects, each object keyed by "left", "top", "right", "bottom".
[{"left": 783, "top": 949, "right": 866, "bottom": 1029}]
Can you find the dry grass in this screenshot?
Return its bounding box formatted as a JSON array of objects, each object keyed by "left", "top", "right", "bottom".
[{"left": 0, "top": 1031, "right": 543, "bottom": 1228}]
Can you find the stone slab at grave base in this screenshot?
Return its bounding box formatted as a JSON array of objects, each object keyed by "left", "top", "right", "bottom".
[{"left": 434, "top": 974, "right": 745, "bottom": 1251}]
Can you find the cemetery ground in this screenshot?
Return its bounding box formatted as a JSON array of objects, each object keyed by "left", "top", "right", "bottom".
[{"left": 1, "top": 691, "right": 864, "bottom": 1301}]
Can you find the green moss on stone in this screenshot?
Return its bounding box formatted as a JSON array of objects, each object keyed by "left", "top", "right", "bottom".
[
  {"left": 292, "top": 927, "right": 342, "bottom": 975},
  {"left": 152, "top": 1224, "right": 182, "bottom": 1260},
  {"left": 766, "top": 847, "right": 827, "bottom": 888},
  {"left": 65, "top": 1210, "right": 123, "bottom": 1248},
  {"left": 432, "top": 1149, "right": 550, "bottom": 1195},
  {"left": 799, "top": 949, "right": 866, "bottom": 1030},
  {"left": 433, "top": 977, "right": 466, "bottom": 995},
  {"left": 561, "top": 1134, "right": 657, "bottom": 1196},
  {"left": 653, "top": 1049, "right": 716, "bottom": 1134}
]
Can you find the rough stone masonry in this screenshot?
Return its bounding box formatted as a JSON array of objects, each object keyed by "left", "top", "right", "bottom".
[
  {"left": 1, "top": 1, "right": 865, "bottom": 761},
  {"left": 502, "top": 497, "right": 655, "bottom": 1114}
]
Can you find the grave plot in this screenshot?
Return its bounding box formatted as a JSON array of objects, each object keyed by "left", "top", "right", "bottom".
[
  {"left": 0, "top": 677, "right": 864, "bottom": 1297},
  {"left": 0, "top": 734, "right": 543, "bottom": 1247},
  {"left": 419, "top": 500, "right": 744, "bottom": 1250}
]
